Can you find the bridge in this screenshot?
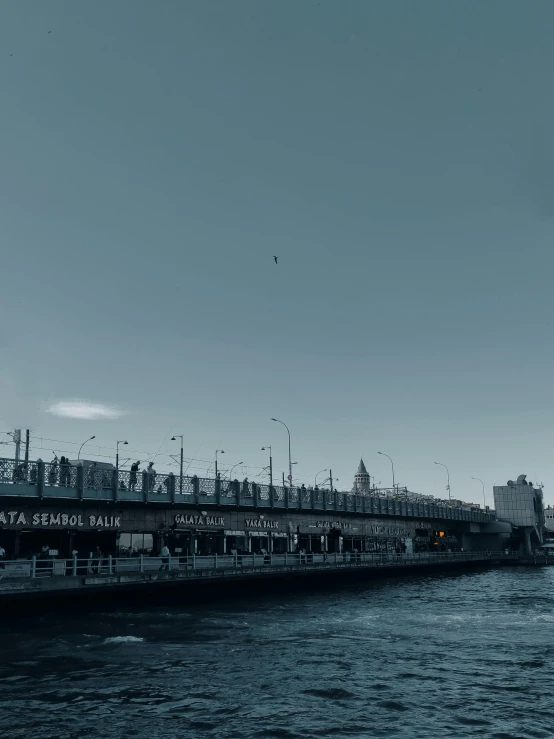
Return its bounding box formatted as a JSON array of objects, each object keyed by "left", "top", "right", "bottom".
[{"left": 0, "top": 456, "right": 491, "bottom": 524}]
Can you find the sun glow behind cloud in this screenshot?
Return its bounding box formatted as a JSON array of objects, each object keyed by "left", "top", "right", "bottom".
[{"left": 46, "top": 400, "right": 127, "bottom": 420}]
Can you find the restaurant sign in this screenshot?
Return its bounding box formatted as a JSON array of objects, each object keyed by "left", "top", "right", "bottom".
[
  {"left": 174, "top": 514, "right": 225, "bottom": 527},
  {"left": 315, "top": 521, "right": 353, "bottom": 530},
  {"left": 0, "top": 510, "right": 121, "bottom": 528},
  {"left": 368, "top": 525, "right": 405, "bottom": 536},
  {"left": 245, "top": 518, "right": 279, "bottom": 530}
]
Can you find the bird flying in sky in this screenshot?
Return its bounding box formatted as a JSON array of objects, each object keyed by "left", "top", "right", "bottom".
[{"left": 273, "top": 256, "right": 278, "bottom": 264}]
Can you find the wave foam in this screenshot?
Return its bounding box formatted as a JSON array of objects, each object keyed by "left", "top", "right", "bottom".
[{"left": 103, "top": 636, "right": 144, "bottom": 644}]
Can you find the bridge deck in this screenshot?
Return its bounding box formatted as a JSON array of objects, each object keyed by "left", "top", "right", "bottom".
[{"left": 0, "top": 456, "right": 491, "bottom": 523}]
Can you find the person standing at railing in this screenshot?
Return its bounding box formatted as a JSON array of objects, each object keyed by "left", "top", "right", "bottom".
[
  {"left": 0, "top": 544, "right": 5, "bottom": 570},
  {"left": 60, "top": 457, "right": 69, "bottom": 486},
  {"left": 146, "top": 462, "right": 156, "bottom": 492},
  {"left": 159, "top": 543, "right": 170, "bottom": 571},
  {"left": 48, "top": 456, "right": 58, "bottom": 486},
  {"left": 130, "top": 461, "right": 140, "bottom": 490},
  {"left": 87, "top": 461, "right": 99, "bottom": 488},
  {"left": 30, "top": 459, "right": 41, "bottom": 484},
  {"left": 93, "top": 546, "right": 103, "bottom": 574}
]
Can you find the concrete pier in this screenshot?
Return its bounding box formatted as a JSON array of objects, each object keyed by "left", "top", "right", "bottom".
[{"left": 0, "top": 552, "right": 519, "bottom": 607}]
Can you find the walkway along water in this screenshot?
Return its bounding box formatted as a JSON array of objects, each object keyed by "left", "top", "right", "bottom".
[{"left": 0, "top": 551, "right": 522, "bottom": 608}]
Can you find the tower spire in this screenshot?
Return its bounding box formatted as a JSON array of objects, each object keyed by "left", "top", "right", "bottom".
[{"left": 352, "top": 457, "right": 370, "bottom": 494}]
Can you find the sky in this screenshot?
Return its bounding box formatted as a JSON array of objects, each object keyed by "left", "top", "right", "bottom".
[{"left": 0, "top": 0, "right": 552, "bottom": 507}]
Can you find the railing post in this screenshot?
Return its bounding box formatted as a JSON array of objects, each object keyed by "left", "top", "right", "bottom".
[
  {"left": 334, "top": 490, "right": 338, "bottom": 510},
  {"left": 216, "top": 477, "right": 222, "bottom": 505},
  {"left": 72, "top": 554, "right": 77, "bottom": 577},
  {"left": 37, "top": 460, "right": 45, "bottom": 499},
  {"left": 142, "top": 472, "right": 149, "bottom": 502},
  {"left": 108, "top": 555, "right": 113, "bottom": 575},
  {"left": 323, "top": 489, "right": 327, "bottom": 511},
  {"left": 31, "top": 555, "right": 36, "bottom": 578},
  {"left": 112, "top": 469, "right": 118, "bottom": 502},
  {"left": 298, "top": 488, "right": 303, "bottom": 510},
  {"left": 234, "top": 480, "right": 240, "bottom": 506},
  {"left": 169, "top": 473, "right": 176, "bottom": 504},
  {"left": 76, "top": 464, "right": 84, "bottom": 500},
  {"left": 192, "top": 476, "right": 200, "bottom": 504},
  {"left": 215, "top": 552, "right": 218, "bottom": 569},
  {"left": 140, "top": 554, "right": 144, "bottom": 573},
  {"left": 284, "top": 486, "right": 289, "bottom": 509},
  {"left": 285, "top": 552, "right": 287, "bottom": 566},
  {"left": 192, "top": 553, "right": 196, "bottom": 570},
  {"left": 269, "top": 485, "right": 274, "bottom": 508},
  {"left": 311, "top": 488, "right": 316, "bottom": 510},
  {"left": 253, "top": 482, "right": 259, "bottom": 507}
]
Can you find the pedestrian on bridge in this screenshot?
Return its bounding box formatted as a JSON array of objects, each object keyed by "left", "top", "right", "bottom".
[{"left": 130, "top": 461, "right": 140, "bottom": 490}]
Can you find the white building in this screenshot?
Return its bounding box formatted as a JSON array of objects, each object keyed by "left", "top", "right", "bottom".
[
  {"left": 544, "top": 506, "right": 554, "bottom": 533},
  {"left": 493, "top": 474, "right": 545, "bottom": 553}
]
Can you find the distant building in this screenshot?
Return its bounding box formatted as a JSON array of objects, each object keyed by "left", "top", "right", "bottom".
[
  {"left": 493, "top": 474, "right": 545, "bottom": 554},
  {"left": 544, "top": 506, "right": 554, "bottom": 533},
  {"left": 352, "top": 458, "right": 371, "bottom": 495}
]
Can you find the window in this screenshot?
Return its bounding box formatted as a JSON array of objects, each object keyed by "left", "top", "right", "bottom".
[{"left": 118, "top": 533, "right": 153, "bottom": 554}]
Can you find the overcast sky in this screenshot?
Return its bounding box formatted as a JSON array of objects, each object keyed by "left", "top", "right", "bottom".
[{"left": 0, "top": 0, "right": 552, "bottom": 506}]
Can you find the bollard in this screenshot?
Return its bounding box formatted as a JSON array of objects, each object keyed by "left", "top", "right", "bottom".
[
  {"left": 31, "top": 555, "right": 36, "bottom": 578},
  {"left": 108, "top": 555, "right": 113, "bottom": 575},
  {"left": 192, "top": 553, "right": 196, "bottom": 570},
  {"left": 72, "top": 554, "right": 77, "bottom": 577}
]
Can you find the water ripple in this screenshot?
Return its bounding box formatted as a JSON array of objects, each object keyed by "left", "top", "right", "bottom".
[{"left": 1, "top": 567, "right": 554, "bottom": 738}]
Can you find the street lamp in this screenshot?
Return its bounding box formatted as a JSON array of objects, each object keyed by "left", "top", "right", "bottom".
[
  {"left": 215, "top": 449, "right": 224, "bottom": 478},
  {"left": 77, "top": 436, "right": 96, "bottom": 461},
  {"left": 171, "top": 435, "right": 184, "bottom": 492},
  {"left": 229, "top": 461, "right": 244, "bottom": 480},
  {"left": 471, "top": 476, "right": 486, "bottom": 509},
  {"left": 116, "top": 440, "right": 128, "bottom": 471},
  {"left": 434, "top": 462, "right": 451, "bottom": 501},
  {"left": 315, "top": 468, "right": 328, "bottom": 487},
  {"left": 377, "top": 452, "right": 395, "bottom": 490},
  {"left": 271, "top": 418, "right": 292, "bottom": 488},
  {"left": 261, "top": 446, "right": 273, "bottom": 490}
]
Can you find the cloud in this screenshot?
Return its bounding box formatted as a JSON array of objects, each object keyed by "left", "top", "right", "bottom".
[{"left": 45, "top": 400, "right": 127, "bottom": 420}]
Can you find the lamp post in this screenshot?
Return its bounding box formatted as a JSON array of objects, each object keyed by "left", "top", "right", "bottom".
[
  {"left": 171, "top": 435, "right": 184, "bottom": 492},
  {"left": 215, "top": 449, "right": 224, "bottom": 478},
  {"left": 434, "top": 461, "right": 451, "bottom": 501},
  {"left": 471, "top": 476, "right": 486, "bottom": 509},
  {"left": 77, "top": 436, "right": 96, "bottom": 461},
  {"left": 116, "top": 440, "right": 128, "bottom": 471},
  {"left": 315, "top": 468, "right": 328, "bottom": 488},
  {"left": 229, "top": 461, "right": 244, "bottom": 481},
  {"left": 271, "top": 418, "right": 292, "bottom": 488},
  {"left": 261, "top": 447, "right": 273, "bottom": 489},
  {"left": 377, "top": 452, "right": 395, "bottom": 490}
]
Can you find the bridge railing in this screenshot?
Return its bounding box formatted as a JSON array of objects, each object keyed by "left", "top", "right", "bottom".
[
  {"left": 0, "top": 455, "right": 492, "bottom": 522},
  {"left": 0, "top": 550, "right": 505, "bottom": 581}
]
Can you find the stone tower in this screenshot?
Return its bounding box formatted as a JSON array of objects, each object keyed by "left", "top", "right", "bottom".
[{"left": 352, "top": 458, "right": 370, "bottom": 494}]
